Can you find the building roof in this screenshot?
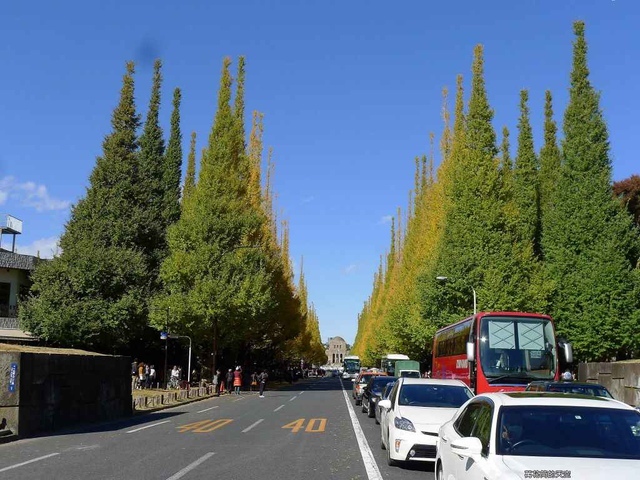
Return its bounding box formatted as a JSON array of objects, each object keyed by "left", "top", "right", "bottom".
[
  {"left": 0, "top": 251, "right": 39, "bottom": 271},
  {"left": 328, "top": 336, "right": 346, "bottom": 343}
]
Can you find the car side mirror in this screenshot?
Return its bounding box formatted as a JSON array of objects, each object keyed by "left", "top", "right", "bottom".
[
  {"left": 378, "top": 399, "right": 392, "bottom": 410},
  {"left": 563, "top": 343, "right": 573, "bottom": 364},
  {"left": 451, "top": 436, "right": 483, "bottom": 460}
]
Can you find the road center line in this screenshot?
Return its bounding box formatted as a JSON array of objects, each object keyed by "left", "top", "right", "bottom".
[
  {"left": 126, "top": 420, "right": 171, "bottom": 434},
  {"left": 166, "top": 452, "right": 215, "bottom": 480},
  {"left": 242, "top": 419, "right": 264, "bottom": 433},
  {"left": 299, "top": 391, "right": 304, "bottom": 395},
  {"left": 274, "top": 405, "right": 285, "bottom": 412},
  {"left": 289, "top": 395, "right": 297, "bottom": 402},
  {"left": 0, "top": 453, "right": 60, "bottom": 473},
  {"left": 197, "top": 406, "right": 219, "bottom": 413},
  {"left": 341, "top": 381, "right": 383, "bottom": 480}
]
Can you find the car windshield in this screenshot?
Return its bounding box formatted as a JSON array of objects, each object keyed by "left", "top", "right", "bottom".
[
  {"left": 498, "top": 406, "right": 640, "bottom": 459},
  {"left": 479, "top": 316, "right": 557, "bottom": 382},
  {"left": 398, "top": 384, "right": 473, "bottom": 408},
  {"left": 371, "top": 377, "right": 397, "bottom": 394},
  {"left": 547, "top": 384, "right": 613, "bottom": 399}
]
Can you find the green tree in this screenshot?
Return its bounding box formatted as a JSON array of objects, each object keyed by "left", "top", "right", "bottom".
[
  {"left": 20, "top": 62, "right": 149, "bottom": 353},
  {"left": 542, "top": 21, "right": 640, "bottom": 360},
  {"left": 164, "top": 87, "right": 183, "bottom": 225},
  {"left": 183, "top": 131, "right": 197, "bottom": 202},
  {"left": 513, "top": 90, "right": 540, "bottom": 250}
]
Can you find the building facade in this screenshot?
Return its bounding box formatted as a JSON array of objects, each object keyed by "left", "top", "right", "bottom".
[
  {"left": 0, "top": 251, "right": 38, "bottom": 342},
  {"left": 325, "top": 336, "right": 349, "bottom": 367}
]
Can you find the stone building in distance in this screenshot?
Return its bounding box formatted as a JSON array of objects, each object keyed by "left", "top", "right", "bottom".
[{"left": 325, "top": 336, "right": 349, "bottom": 367}]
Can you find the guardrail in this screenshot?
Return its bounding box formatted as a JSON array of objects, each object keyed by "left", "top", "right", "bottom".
[{"left": 132, "top": 385, "right": 215, "bottom": 410}]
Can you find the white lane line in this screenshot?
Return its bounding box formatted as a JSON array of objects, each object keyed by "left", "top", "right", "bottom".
[
  {"left": 299, "top": 391, "right": 304, "bottom": 395},
  {"left": 0, "top": 453, "right": 60, "bottom": 473},
  {"left": 233, "top": 397, "right": 244, "bottom": 402},
  {"left": 126, "top": 420, "right": 171, "bottom": 434},
  {"left": 274, "top": 405, "right": 285, "bottom": 412},
  {"left": 289, "top": 395, "right": 298, "bottom": 402},
  {"left": 166, "top": 452, "right": 215, "bottom": 480},
  {"left": 242, "top": 419, "right": 264, "bottom": 433},
  {"left": 197, "top": 406, "right": 219, "bottom": 413},
  {"left": 341, "top": 381, "right": 383, "bottom": 480}
]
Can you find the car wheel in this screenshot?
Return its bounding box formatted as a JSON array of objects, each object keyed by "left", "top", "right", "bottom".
[
  {"left": 362, "top": 402, "right": 367, "bottom": 413},
  {"left": 436, "top": 462, "right": 444, "bottom": 480},
  {"left": 367, "top": 402, "right": 375, "bottom": 418},
  {"left": 375, "top": 414, "right": 380, "bottom": 425},
  {"left": 380, "top": 429, "right": 386, "bottom": 450}
]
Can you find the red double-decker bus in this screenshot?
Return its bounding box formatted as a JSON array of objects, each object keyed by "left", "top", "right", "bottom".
[{"left": 432, "top": 312, "right": 572, "bottom": 393}]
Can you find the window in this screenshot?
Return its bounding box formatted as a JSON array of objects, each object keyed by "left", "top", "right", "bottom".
[
  {"left": 0, "top": 282, "right": 10, "bottom": 305},
  {"left": 436, "top": 319, "right": 472, "bottom": 357},
  {"left": 471, "top": 402, "right": 494, "bottom": 456},
  {"left": 455, "top": 402, "right": 484, "bottom": 437}
]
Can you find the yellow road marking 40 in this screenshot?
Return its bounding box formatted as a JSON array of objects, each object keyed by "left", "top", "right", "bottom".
[
  {"left": 282, "top": 418, "right": 327, "bottom": 433},
  {"left": 178, "top": 419, "right": 233, "bottom": 433}
]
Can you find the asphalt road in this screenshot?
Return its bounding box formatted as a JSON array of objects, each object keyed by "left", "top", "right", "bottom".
[{"left": 0, "top": 377, "right": 434, "bottom": 480}]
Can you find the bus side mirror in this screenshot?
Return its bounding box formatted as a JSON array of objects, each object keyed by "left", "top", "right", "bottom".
[
  {"left": 466, "top": 342, "right": 475, "bottom": 362},
  {"left": 563, "top": 343, "right": 573, "bottom": 364}
]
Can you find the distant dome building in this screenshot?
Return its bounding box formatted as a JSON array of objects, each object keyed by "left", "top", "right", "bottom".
[{"left": 325, "top": 336, "right": 348, "bottom": 367}]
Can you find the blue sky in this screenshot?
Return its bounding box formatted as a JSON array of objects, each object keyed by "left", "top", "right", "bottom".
[{"left": 1, "top": 1, "right": 637, "bottom": 345}]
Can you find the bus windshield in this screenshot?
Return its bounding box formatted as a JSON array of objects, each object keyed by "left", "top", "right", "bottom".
[
  {"left": 344, "top": 359, "right": 361, "bottom": 374},
  {"left": 479, "top": 316, "right": 557, "bottom": 382}
]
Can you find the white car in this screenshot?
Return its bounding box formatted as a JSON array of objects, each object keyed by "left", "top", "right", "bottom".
[
  {"left": 378, "top": 378, "right": 474, "bottom": 466},
  {"left": 436, "top": 392, "right": 640, "bottom": 480}
]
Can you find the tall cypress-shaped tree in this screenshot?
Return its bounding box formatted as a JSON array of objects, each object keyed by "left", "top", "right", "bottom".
[
  {"left": 513, "top": 90, "right": 540, "bottom": 250},
  {"left": 183, "top": 131, "right": 197, "bottom": 202},
  {"left": 138, "top": 59, "right": 166, "bottom": 273},
  {"left": 538, "top": 90, "right": 561, "bottom": 246},
  {"left": 20, "top": 62, "right": 149, "bottom": 353},
  {"left": 542, "top": 21, "right": 640, "bottom": 360},
  {"left": 164, "top": 87, "right": 183, "bottom": 225}
]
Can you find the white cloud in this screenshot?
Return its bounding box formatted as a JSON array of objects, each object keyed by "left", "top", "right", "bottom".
[
  {"left": 379, "top": 215, "right": 393, "bottom": 225},
  {"left": 343, "top": 264, "right": 357, "bottom": 275},
  {"left": 16, "top": 236, "right": 61, "bottom": 259},
  {"left": 0, "top": 176, "right": 70, "bottom": 212}
]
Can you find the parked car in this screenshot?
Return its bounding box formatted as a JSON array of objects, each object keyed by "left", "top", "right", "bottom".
[
  {"left": 353, "top": 371, "right": 386, "bottom": 405},
  {"left": 436, "top": 392, "right": 640, "bottom": 480},
  {"left": 362, "top": 376, "right": 397, "bottom": 418},
  {"left": 378, "top": 378, "right": 474, "bottom": 466},
  {"left": 376, "top": 381, "right": 396, "bottom": 425},
  {"left": 525, "top": 380, "right": 614, "bottom": 398}
]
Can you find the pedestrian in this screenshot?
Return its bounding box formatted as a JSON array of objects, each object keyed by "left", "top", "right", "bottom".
[
  {"left": 233, "top": 366, "right": 242, "bottom": 395},
  {"left": 171, "top": 365, "right": 180, "bottom": 389},
  {"left": 145, "top": 363, "right": 151, "bottom": 389},
  {"left": 259, "top": 369, "right": 268, "bottom": 398},
  {"left": 131, "top": 358, "right": 138, "bottom": 390},
  {"left": 213, "top": 369, "right": 220, "bottom": 396},
  {"left": 226, "top": 369, "right": 234, "bottom": 395},
  {"left": 138, "top": 362, "right": 146, "bottom": 389},
  {"left": 149, "top": 365, "right": 157, "bottom": 389},
  {"left": 250, "top": 372, "right": 258, "bottom": 392}
]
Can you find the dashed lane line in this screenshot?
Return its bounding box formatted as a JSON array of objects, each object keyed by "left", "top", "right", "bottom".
[
  {"left": 274, "top": 405, "right": 285, "bottom": 412},
  {"left": 166, "top": 452, "right": 215, "bottom": 480},
  {"left": 126, "top": 420, "right": 171, "bottom": 434},
  {"left": 289, "top": 396, "right": 298, "bottom": 402},
  {"left": 242, "top": 419, "right": 264, "bottom": 433},
  {"left": 197, "top": 406, "right": 219, "bottom": 413},
  {"left": 0, "top": 453, "right": 60, "bottom": 473},
  {"left": 341, "top": 381, "right": 383, "bottom": 480}
]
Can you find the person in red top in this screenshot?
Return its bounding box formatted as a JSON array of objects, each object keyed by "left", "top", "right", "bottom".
[{"left": 233, "top": 366, "right": 242, "bottom": 395}]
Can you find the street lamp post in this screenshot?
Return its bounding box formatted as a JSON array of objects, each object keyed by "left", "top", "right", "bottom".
[
  {"left": 171, "top": 335, "right": 193, "bottom": 383},
  {"left": 436, "top": 276, "right": 477, "bottom": 315}
]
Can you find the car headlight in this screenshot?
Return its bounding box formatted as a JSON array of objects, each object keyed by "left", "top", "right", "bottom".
[{"left": 394, "top": 417, "right": 415, "bottom": 432}]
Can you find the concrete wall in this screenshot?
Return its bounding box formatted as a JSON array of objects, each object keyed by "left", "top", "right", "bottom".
[
  {"left": 578, "top": 362, "right": 640, "bottom": 407},
  {"left": 0, "top": 351, "right": 131, "bottom": 437}
]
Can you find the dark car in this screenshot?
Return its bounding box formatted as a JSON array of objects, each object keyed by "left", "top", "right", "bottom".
[
  {"left": 362, "top": 376, "right": 397, "bottom": 418},
  {"left": 525, "top": 380, "right": 614, "bottom": 399},
  {"left": 375, "top": 380, "right": 396, "bottom": 425}
]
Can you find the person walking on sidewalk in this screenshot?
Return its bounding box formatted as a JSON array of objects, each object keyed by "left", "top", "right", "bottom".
[
  {"left": 226, "top": 369, "right": 234, "bottom": 395},
  {"left": 213, "top": 369, "right": 220, "bottom": 396},
  {"left": 250, "top": 372, "right": 258, "bottom": 392},
  {"left": 259, "top": 370, "right": 268, "bottom": 398},
  {"left": 233, "top": 367, "right": 242, "bottom": 395}
]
